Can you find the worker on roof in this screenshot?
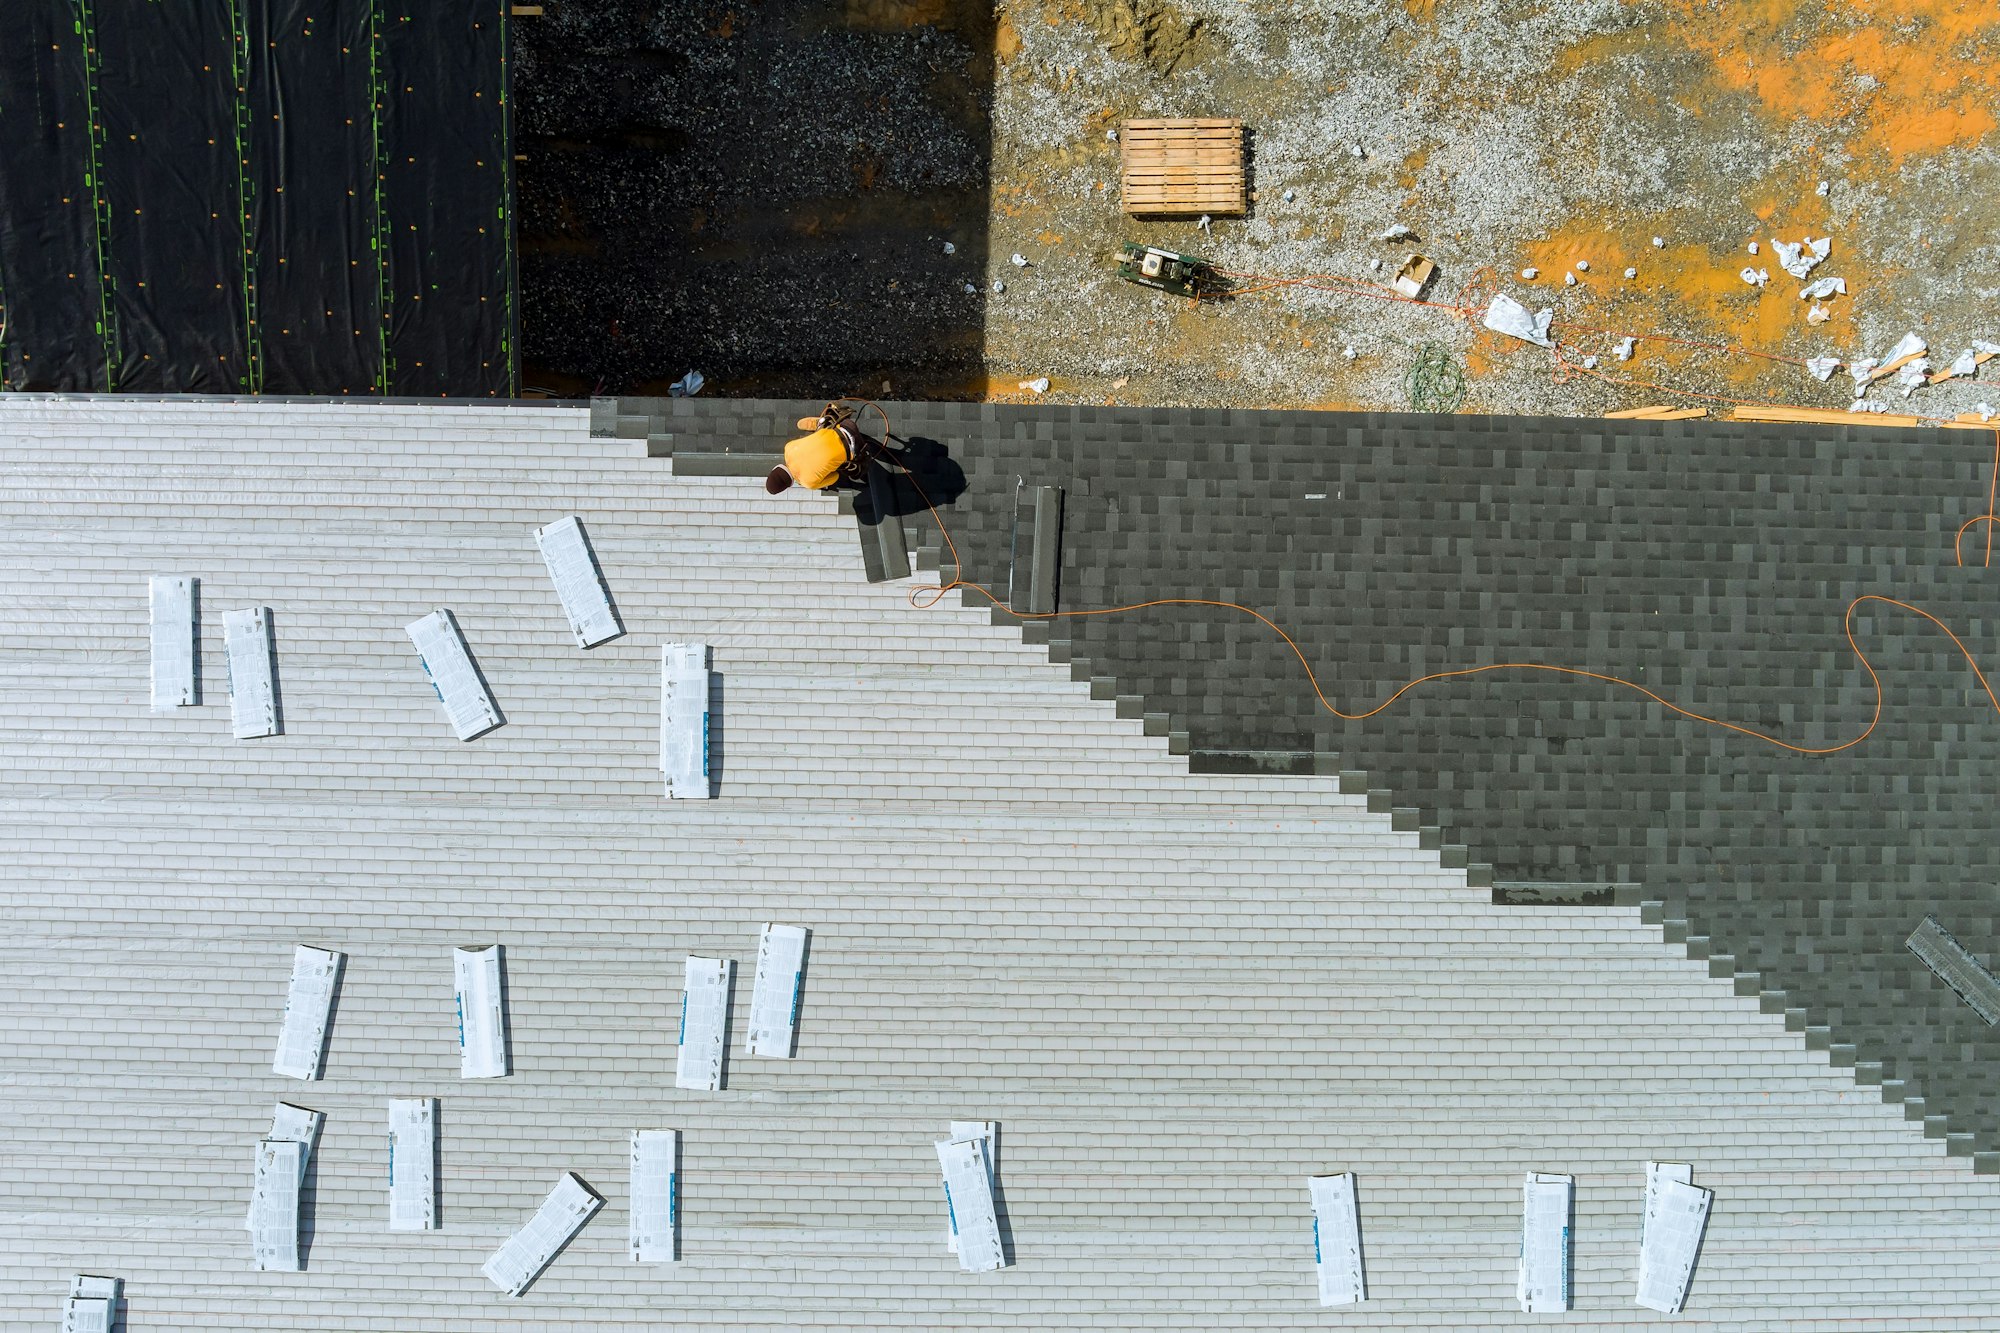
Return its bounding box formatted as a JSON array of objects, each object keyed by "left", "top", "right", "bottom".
[{"left": 767, "top": 406, "right": 881, "bottom": 494}]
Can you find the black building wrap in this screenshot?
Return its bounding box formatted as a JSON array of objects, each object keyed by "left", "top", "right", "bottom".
[{"left": 0, "top": 0, "right": 517, "bottom": 396}]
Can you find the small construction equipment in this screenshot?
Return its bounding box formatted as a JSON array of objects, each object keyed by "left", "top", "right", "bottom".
[{"left": 1115, "top": 243, "right": 1224, "bottom": 300}]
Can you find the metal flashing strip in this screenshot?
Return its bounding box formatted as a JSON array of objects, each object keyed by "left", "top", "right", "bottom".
[
  {"left": 533, "top": 515, "right": 622, "bottom": 648},
  {"left": 406, "top": 609, "right": 503, "bottom": 741},
  {"left": 480, "top": 1172, "right": 602, "bottom": 1296},
  {"left": 148, "top": 575, "right": 199, "bottom": 707},
  {"left": 629, "top": 1129, "right": 679, "bottom": 1263},
  {"left": 272, "top": 945, "right": 342, "bottom": 1081},
  {"left": 857, "top": 465, "right": 911, "bottom": 584},
  {"left": 1007, "top": 483, "right": 1063, "bottom": 616},
  {"left": 1907, "top": 915, "right": 2000, "bottom": 1026},
  {"left": 221, "top": 606, "right": 279, "bottom": 738},
  {"left": 675, "top": 956, "right": 732, "bottom": 1091},
  {"left": 388, "top": 1097, "right": 437, "bottom": 1231},
  {"left": 453, "top": 944, "right": 509, "bottom": 1078},
  {"left": 745, "top": 923, "right": 808, "bottom": 1059},
  {"left": 1308, "top": 1172, "right": 1366, "bottom": 1306}
]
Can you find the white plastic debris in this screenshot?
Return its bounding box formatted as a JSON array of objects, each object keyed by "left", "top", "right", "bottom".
[
  {"left": 1770, "top": 236, "right": 1830, "bottom": 279},
  {"left": 1806, "top": 356, "right": 1841, "bottom": 382},
  {"left": 1739, "top": 267, "right": 1769, "bottom": 288},
  {"left": 1371, "top": 258, "right": 1384, "bottom": 272},
  {"left": 1018, "top": 377, "right": 1050, "bottom": 394},
  {"left": 1564, "top": 271, "right": 1578, "bottom": 287},
  {"left": 1574, "top": 259, "right": 1589, "bottom": 272},
  {"left": 1282, "top": 189, "right": 1296, "bottom": 203},
  {"left": 668, "top": 370, "right": 704, "bottom": 398},
  {"left": 1106, "top": 127, "right": 1118, "bottom": 142},
  {"left": 1879, "top": 332, "right": 1927, "bottom": 365},
  {"left": 1342, "top": 346, "right": 1357, "bottom": 360},
  {"left": 1651, "top": 236, "right": 1665, "bottom": 248},
  {"left": 1615, "top": 337, "right": 1636, "bottom": 361},
  {"left": 1806, "top": 303, "right": 1831, "bottom": 325},
  {"left": 1196, "top": 215, "right": 1212, "bottom": 234},
  {"left": 1350, "top": 144, "right": 1366, "bottom": 159},
  {"left": 963, "top": 282, "right": 977, "bottom": 295},
  {"left": 1849, "top": 400, "right": 1888, "bottom": 414},
  {"left": 1582, "top": 355, "right": 1599, "bottom": 369},
  {"left": 1624, "top": 267, "right": 1638, "bottom": 279},
  {"left": 1816, "top": 180, "right": 1830, "bottom": 196},
  {"left": 1940, "top": 347, "right": 1980, "bottom": 380},
  {"left": 1897, "top": 359, "right": 1931, "bottom": 393},
  {"left": 1847, "top": 358, "right": 1878, "bottom": 389},
  {"left": 1483, "top": 292, "right": 1555, "bottom": 348},
  {"left": 1520, "top": 266, "right": 1538, "bottom": 280},
  {"left": 1799, "top": 276, "right": 1846, "bottom": 300},
  {"left": 1747, "top": 241, "right": 1759, "bottom": 255},
  {"left": 1378, "top": 224, "right": 1415, "bottom": 241},
  {"left": 991, "top": 278, "right": 1005, "bottom": 294},
  {"left": 942, "top": 241, "right": 956, "bottom": 255},
  {"left": 1010, "top": 252, "right": 1029, "bottom": 267},
  {"left": 1977, "top": 402, "right": 1996, "bottom": 421}
]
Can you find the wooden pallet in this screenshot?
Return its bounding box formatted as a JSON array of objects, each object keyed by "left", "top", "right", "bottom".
[{"left": 1121, "top": 118, "right": 1246, "bottom": 217}]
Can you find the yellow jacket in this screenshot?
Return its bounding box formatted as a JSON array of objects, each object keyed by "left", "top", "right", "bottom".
[{"left": 784, "top": 427, "right": 850, "bottom": 490}]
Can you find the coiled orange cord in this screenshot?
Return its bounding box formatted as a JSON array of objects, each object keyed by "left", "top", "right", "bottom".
[{"left": 827, "top": 398, "right": 2000, "bottom": 756}]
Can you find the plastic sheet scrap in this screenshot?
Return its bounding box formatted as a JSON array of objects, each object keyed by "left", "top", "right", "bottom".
[
  {"left": 1937, "top": 340, "right": 2000, "bottom": 382},
  {"left": 1482, "top": 293, "right": 1554, "bottom": 349},
  {"left": 668, "top": 370, "right": 705, "bottom": 397},
  {"left": 1739, "top": 267, "right": 1770, "bottom": 288},
  {"left": 1806, "top": 357, "right": 1841, "bottom": 382},
  {"left": 1615, "top": 337, "right": 1636, "bottom": 362},
  {"left": 1799, "top": 276, "right": 1847, "bottom": 301},
  {"left": 1770, "top": 236, "right": 1830, "bottom": 280}
]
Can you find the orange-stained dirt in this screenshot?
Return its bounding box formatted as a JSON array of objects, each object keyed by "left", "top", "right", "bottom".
[{"left": 1668, "top": 0, "right": 2000, "bottom": 167}]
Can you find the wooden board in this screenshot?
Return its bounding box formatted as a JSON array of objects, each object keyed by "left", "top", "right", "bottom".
[
  {"left": 1731, "top": 406, "right": 1926, "bottom": 428},
  {"left": 1606, "top": 405, "right": 1707, "bottom": 420},
  {"left": 1121, "top": 118, "right": 1246, "bottom": 217}
]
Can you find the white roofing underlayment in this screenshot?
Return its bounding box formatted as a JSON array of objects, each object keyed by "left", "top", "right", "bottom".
[{"left": 2, "top": 397, "right": 2000, "bottom": 1326}]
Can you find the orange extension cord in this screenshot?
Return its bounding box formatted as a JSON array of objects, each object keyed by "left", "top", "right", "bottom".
[{"left": 828, "top": 398, "right": 2000, "bottom": 757}]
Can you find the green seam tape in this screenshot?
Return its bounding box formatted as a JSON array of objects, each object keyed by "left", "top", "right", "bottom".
[
  {"left": 368, "top": 0, "right": 391, "bottom": 394},
  {"left": 228, "top": 0, "right": 263, "bottom": 393},
  {"left": 497, "top": 0, "right": 518, "bottom": 397},
  {"left": 72, "top": 0, "right": 119, "bottom": 390}
]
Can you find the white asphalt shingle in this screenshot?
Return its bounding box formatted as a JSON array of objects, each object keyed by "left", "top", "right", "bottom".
[{"left": 1, "top": 396, "right": 1998, "bottom": 1328}]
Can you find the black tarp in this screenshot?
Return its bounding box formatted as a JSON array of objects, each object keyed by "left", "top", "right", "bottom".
[
  {"left": 0, "top": 0, "right": 515, "bottom": 396},
  {"left": 0, "top": 5, "right": 107, "bottom": 389}
]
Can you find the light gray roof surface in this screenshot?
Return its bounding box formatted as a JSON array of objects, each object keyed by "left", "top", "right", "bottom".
[{"left": 2, "top": 397, "right": 1998, "bottom": 1329}]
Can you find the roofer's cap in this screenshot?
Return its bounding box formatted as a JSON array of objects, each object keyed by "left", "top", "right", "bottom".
[{"left": 765, "top": 465, "right": 794, "bottom": 495}]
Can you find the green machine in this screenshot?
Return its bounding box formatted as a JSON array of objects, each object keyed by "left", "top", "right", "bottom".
[{"left": 1115, "top": 242, "right": 1224, "bottom": 299}]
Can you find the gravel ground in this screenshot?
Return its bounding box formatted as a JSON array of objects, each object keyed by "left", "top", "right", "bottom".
[{"left": 518, "top": 0, "right": 2000, "bottom": 418}]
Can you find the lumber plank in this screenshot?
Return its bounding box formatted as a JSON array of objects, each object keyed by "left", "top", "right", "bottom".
[
  {"left": 1731, "top": 406, "right": 1926, "bottom": 428},
  {"left": 1606, "top": 405, "right": 1706, "bottom": 420}
]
